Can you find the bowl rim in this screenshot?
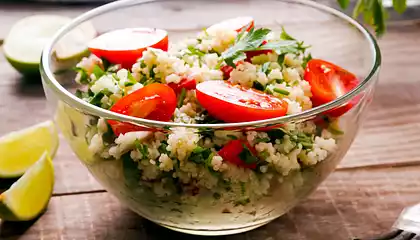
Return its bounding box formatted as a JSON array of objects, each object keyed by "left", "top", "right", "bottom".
[{"left": 40, "top": 0, "right": 381, "bottom": 130}]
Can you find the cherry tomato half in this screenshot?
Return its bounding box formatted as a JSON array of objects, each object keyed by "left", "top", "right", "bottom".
[
  {"left": 304, "top": 59, "right": 360, "bottom": 117},
  {"left": 108, "top": 83, "right": 176, "bottom": 136},
  {"left": 196, "top": 81, "right": 288, "bottom": 122},
  {"left": 167, "top": 78, "right": 197, "bottom": 94},
  {"left": 207, "top": 16, "right": 254, "bottom": 33},
  {"left": 218, "top": 140, "right": 258, "bottom": 169},
  {"left": 88, "top": 28, "right": 169, "bottom": 69}
]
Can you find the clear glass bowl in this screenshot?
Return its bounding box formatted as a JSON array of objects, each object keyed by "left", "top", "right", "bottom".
[{"left": 40, "top": 0, "right": 381, "bottom": 236}]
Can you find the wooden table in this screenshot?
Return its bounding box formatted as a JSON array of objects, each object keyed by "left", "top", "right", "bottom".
[{"left": 1, "top": 3, "right": 420, "bottom": 240}]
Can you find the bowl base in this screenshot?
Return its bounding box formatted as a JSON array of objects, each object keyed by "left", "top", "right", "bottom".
[{"left": 159, "top": 220, "right": 271, "bottom": 236}]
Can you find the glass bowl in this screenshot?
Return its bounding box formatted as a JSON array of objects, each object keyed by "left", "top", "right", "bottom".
[{"left": 40, "top": 0, "right": 381, "bottom": 236}]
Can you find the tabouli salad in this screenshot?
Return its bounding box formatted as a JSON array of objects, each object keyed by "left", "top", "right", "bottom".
[{"left": 73, "top": 17, "right": 358, "bottom": 205}]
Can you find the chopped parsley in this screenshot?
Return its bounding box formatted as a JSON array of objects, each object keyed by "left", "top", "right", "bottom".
[
  {"left": 261, "top": 62, "right": 271, "bottom": 75},
  {"left": 227, "top": 134, "right": 238, "bottom": 140},
  {"left": 177, "top": 88, "right": 186, "bottom": 108},
  {"left": 134, "top": 139, "right": 149, "bottom": 159},
  {"left": 121, "top": 153, "right": 140, "bottom": 187},
  {"left": 238, "top": 144, "right": 259, "bottom": 165},
  {"left": 255, "top": 137, "right": 270, "bottom": 143},
  {"left": 189, "top": 146, "right": 213, "bottom": 164},
  {"left": 253, "top": 81, "right": 265, "bottom": 91},
  {"left": 92, "top": 65, "right": 105, "bottom": 79},
  {"left": 273, "top": 88, "right": 290, "bottom": 96},
  {"left": 101, "top": 123, "right": 116, "bottom": 145},
  {"left": 158, "top": 141, "right": 170, "bottom": 154},
  {"left": 187, "top": 46, "right": 205, "bottom": 57},
  {"left": 73, "top": 67, "right": 89, "bottom": 84}
]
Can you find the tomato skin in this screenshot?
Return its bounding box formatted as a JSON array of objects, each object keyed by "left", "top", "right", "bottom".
[
  {"left": 167, "top": 78, "right": 197, "bottom": 94},
  {"left": 196, "top": 81, "right": 288, "bottom": 123},
  {"left": 220, "top": 65, "right": 234, "bottom": 80},
  {"left": 88, "top": 28, "right": 169, "bottom": 69},
  {"left": 218, "top": 140, "right": 257, "bottom": 169},
  {"left": 304, "top": 59, "right": 360, "bottom": 117},
  {"left": 108, "top": 83, "right": 176, "bottom": 136}
]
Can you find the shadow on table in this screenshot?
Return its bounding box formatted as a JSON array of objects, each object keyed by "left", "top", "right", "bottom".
[
  {"left": 0, "top": 218, "right": 39, "bottom": 240},
  {"left": 101, "top": 207, "right": 300, "bottom": 240},
  {"left": 11, "top": 75, "right": 45, "bottom": 98}
]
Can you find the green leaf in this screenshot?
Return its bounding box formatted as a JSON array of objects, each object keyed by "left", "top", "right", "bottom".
[
  {"left": 187, "top": 46, "right": 205, "bottom": 57},
  {"left": 101, "top": 57, "right": 111, "bottom": 70},
  {"left": 92, "top": 65, "right": 105, "bottom": 79},
  {"left": 227, "top": 135, "right": 238, "bottom": 140},
  {"left": 73, "top": 67, "right": 89, "bottom": 84},
  {"left": 121, "top": 153, "right": 140, "bottom": 187},
  {"left": 257, "top": 40, "right": 299, "bottom": 55},
  {"left": 353, "top": 0, "right": 365, "bottom": 18},
  {"left": 255, "top": 137, "right": 270, "bottom": 143},
  {"left": 337, "top": 0, "right": 350, "bottom": 9},
  {"left": 280, "top": 26, "right": 296, "bottom": 41},
  {"left": 127, "top": 71, "right": 136, "bottom": 82},
  {"left": 158, "top": 141, "right": 170, "bottom": 154},
  {"left": 273, "top": 88, "right": 290, "bottom": 96},
  {"left": 302, "top": 53, "right": 313, "bottom": 68},
  {"left": 124, "top": 82, "right": 135, "bottom": 87},
  {"left": 88, "top": 92, "right": 105, "bottom": 106},
  {"left": 261, "top": 62, "right": 271, "bottom": 74},
  {"left": 101, "top": 123, "right": 116, "bottom": 145},
  {"left": 393, "top": 0, "right": 407, "bottom": 14},
  {"left": 134, "top": 139, "right": 149, "bottom": 159},
  {"left": 238, "top": 144, "right": 258, "bottom": 164},
  {"left": 177, "top": 88, "right": 187, "bottom": 108},
  {"left": 372, "top": 0, "right": 387, "bottom": 36},
  {"left": 253, "top": 81, "right": 265, "bottom": 91},
  {"left": 189, "top": 147, "right": 212, "bottom": 164},
  {"left": 222, "top": 27, "right": 271, "bottom": 66}
]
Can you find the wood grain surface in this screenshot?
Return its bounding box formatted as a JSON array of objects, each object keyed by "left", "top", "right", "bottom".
[{"left": 0, "top": 2, "right": 420, "bottom": 240}]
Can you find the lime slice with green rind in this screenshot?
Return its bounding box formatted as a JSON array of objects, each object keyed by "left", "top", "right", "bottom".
[
  {"left": 3, "top": 15, "right": 96, "bottom": 76},
  {"left": 0, "top": 151, "right": 54, "bottom": 221},
  {"left": 0, "top": 121, "right": 59, "bottom": 178}
]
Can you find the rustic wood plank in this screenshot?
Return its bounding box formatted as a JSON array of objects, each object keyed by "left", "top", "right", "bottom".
[{"left": 1, "top": 165, "right": 419, "bottom": 240}]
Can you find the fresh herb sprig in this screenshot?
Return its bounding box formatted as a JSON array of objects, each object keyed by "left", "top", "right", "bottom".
[
  {"left": 221, "top": 27, "right": 309, "bottom": 68},
  {"left": 340, "top": 0, "right": 407, "bottom": 36}
]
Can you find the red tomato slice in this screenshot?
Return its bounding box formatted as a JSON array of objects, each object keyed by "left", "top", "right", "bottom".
[
  {"left": 218, "top": 140, "right": 258, "bottom": 169},
  {"left": 88, "top": 28, "right": 169, "bottom": 69},
  {"left": 167, "top": 78, "right": 197, "bottom": 94},
  {"left": 196, "top": 81, "right": 288, "bottom": 122},
  {"left": 108, "top": 83, "right": 176, "bottom": 136},
  {"left": 207, "top": 16, "right": 254, "bottom": 33},
  {"left": 304, "top": 59, "right": 360, "bottom": 117}
]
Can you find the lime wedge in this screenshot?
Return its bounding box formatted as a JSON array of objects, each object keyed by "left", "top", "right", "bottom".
[
  {"left": 0, "top": 152, "right": 54, "bottom": 221},
  {"left": 3, "top": 15, "right": 96, "bottom": 76},
  {"left": 0, "top": 121, "right": 59, "bottom": 178}
]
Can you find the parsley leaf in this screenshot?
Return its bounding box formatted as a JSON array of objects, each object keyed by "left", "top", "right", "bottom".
[
  {"left": 189, "top": 146, "right": 212, "bottom": 164},
  {"left": 338, "top": 0, "right": 350, "bottom": 9},
  {"left": 92, "top": 65, "right": 105, "bottom": 79},
  {"left": 261, "top": 62, "right": 271, "bottom": 74},
  {"left": 222, "top": 27, "right": 271, "bottom": 67},
  {"left": 187, "top": 46, "right": 205, "bottom": 57},
  {"left": 121, "top": 153, "right": 140, "bottom": 187},
  {"left": 177, "top": 88, "right": 187, "bottom": 108},
  {"left": 280, "top": 26, "right": 296, "bottom": 41},
  {"left": 348, "top": 0, "right": 388, "bottom": 36}
]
